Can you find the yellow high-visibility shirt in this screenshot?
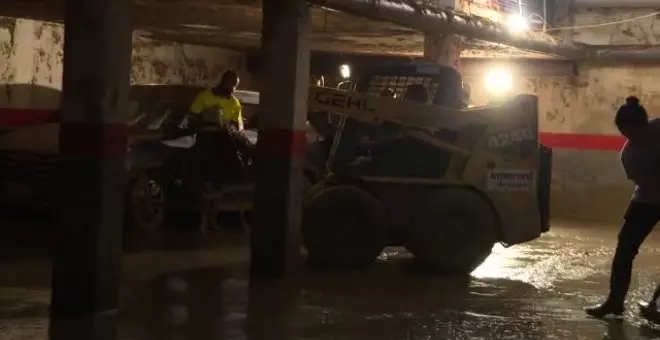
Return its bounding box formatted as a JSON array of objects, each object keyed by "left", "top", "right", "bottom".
[{"left": 189, "top": 89, "right": 242, "bottom": 128}]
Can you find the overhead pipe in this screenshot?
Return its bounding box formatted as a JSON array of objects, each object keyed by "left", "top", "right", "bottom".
[
  {"left": 589, "top": 48, "right": 660, "bottom": 62},
  {"left": 310, "top": 0, "right": 586, "bottom": 59},
  {"left": 573, "top": 0, "right": 660, "bottom": 8}
]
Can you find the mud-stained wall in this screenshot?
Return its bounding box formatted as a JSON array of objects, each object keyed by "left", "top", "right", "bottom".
[
  {"left": 131, "top": 39, "right": 250, "bottom": 86},
  {"left": 552, "top": 8, "right": 660, "bottom": 222},
  {"left": 464, "top": 63, "right": 660, "bottom": 222},
  {"left": 464, "top": 4, "right": 660, "bottom": 222},
  {"left": 465, "top": 65, "right": 660, "bottom": 135},
  {"left": 0, "top": 17, "right": 251, "bottom": 109},
  {"left": 567, "top": 8, "right": 660, "bottom": 46}
]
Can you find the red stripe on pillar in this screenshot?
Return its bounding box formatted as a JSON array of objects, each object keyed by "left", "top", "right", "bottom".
[
  {"left": 59, "top": 123, "right": 128, "bottom": 158},
  {"left": 0, "top": 107, "right": 631, "bottom": 153},
  {"left": 540, "top": 132, "right": 626, "bottom": 151},
  {"left": 257, "top": 130, "right": 307, "bottom": 156},
  {"left": 0, "top": 108, "right": 58, "bottom": 126}
]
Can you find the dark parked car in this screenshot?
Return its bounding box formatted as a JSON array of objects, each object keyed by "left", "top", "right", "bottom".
[{"left": 0, "top": 84, "right": 329, "bottom": 231}]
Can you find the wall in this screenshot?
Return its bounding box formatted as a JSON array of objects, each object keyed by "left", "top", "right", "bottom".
[
  {"left": 0, "top": 17, "right": 252, "bottom": 110},
  {"left": 567, "top": 8, "right": 660, "bottom": 46},
  {"left": 461, "top": 7, "right": 660, "bottom": 222},
  {"left": 464, "top": 65, "right": 660, "bottom": 222},
  {"left": 554, "top": 8, "right": 660, "bottom": 222},
  {"left": 465, "top": 65, "right": 660, "bottom": 135}
]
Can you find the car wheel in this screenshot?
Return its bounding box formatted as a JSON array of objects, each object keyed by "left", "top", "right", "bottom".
[{"left": 127, "top": 168, "right": 166, "bottom": 231}]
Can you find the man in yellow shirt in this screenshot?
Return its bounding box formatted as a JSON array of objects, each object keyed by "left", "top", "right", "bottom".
[
  {"left": 187, "top": 70, "right": 250, "bottom": 192},
  {"left": 188, "top": 70, "right": 244, "bottom": 131}
]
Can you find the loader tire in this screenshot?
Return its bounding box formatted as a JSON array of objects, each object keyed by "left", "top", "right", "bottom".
[
  {"left": 303, "top": 185, "right": 387, "bottom": 268},
  {"left": 404, "top": 187, "right": 497, "bottom": 274}
]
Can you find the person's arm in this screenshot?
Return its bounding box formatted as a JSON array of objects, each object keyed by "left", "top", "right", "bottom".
[
  {"left": 221, "top": 100, "right": 243, "bottom": 132},
  {"left": 630, "top": 174, "right": 660, "bottom": 189},
  {"left": 236, "top": 103, "right": 244, "bottom": 131},
  {"left": 624, "top": 160, "right": 660, "bottom": 190},
  {"left": 187, "top": 92, "right": 207, "bottom": 131},
  {"left": 635, "top": 122, "right": 660, "bottom": 189}
]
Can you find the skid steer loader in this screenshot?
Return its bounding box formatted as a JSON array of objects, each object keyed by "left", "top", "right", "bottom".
[{"left": 303, "top": 61, "right": 552, "bottom": 273}]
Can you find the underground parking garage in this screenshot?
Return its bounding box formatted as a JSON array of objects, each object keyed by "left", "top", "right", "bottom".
[{"left": 2, "top": 0, "right": 660, "bottom": 339}]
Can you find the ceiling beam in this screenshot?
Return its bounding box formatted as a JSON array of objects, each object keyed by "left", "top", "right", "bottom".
[
  {"left": 573, "top": 0, "right": 660, "bottom": 7},
  {"left": 310, "top": 0, "right": 585, "bottom": 59}
]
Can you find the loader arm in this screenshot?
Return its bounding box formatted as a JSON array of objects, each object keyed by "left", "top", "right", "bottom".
[
  {"left": 308, "top": 86, "right": 490, "bottom": 133},
  {"left": 307, "top": 86, "right": 491, "bottom": 157},
  {"left": 307, "top": 86, "right": 539, "bottom": 158}
]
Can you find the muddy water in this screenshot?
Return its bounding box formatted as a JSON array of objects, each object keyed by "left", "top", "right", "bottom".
[{"left": 3, "top": 222, "right": 660, "bottom": 339}]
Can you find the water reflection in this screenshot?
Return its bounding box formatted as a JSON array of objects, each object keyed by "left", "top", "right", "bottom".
[
  {"left": 472, "top": 237, "right": 610, "bottom": 291},
  {"left": 10, "top": 224, "right": 660, "bottom": 340},
  {"left": 118, "top": 262, "right": 550, "bottom": 340},
  {"left": 471, "top": 244, "right": 514, "bottom": 279},
  {"left": 603, "top": 321, "right": 627, "bottom": 340},
  {"left": 4, "top": 260, "right": 657, "bottom": 340},
  {"left": 49, "top": 312, "right": 118, "bottom": 340},
  {"left": 134, "top": 268, "right": 228, "bottom": 339}
]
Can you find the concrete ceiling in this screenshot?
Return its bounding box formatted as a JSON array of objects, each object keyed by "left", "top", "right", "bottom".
[{"left": 0, "top": 0, "right": 551, "bottom": 58}]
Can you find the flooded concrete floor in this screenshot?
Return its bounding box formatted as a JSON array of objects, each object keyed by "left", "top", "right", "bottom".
[{"left": 3, "top": 221, "right": 660, "bottom": 339}]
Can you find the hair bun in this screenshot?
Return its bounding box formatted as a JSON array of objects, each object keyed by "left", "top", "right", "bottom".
[{"left": 626, "top": 96, "right": 640, "bottom": 105}]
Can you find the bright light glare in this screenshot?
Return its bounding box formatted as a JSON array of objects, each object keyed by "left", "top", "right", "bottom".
[
  {"left": 507, "top": 14, "right": 529, "bottom": 34},
  {"left": 485, "top": 68, "right": 513, "bottom": 94},
  {"left": 339, "top": 64, "right": 351, "bottom": 79},
  {"left": 471, "top": 243, "right": 509, "bottom": 279}
]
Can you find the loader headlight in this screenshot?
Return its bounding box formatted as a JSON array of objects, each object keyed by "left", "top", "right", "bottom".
[
  {"left": 339, "top": 64, "right": 351, "bottom": 80},
  {"left": 485, "top": 67, "right": 513, "bottom": 95}
]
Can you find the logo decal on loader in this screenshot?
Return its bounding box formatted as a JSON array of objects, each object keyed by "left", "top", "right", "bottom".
[
  {"left": 487, "top": 170, "right": 535, "bottom": 191},
  {"left": 488, "top": 127, "right": 534, "bottom": 149},
  {"left": 313, "top": 91, "right": 376, "bottom": 113}
]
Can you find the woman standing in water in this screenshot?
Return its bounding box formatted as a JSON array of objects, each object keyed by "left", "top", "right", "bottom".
[{"left": 585, "top": 96, "right": 660, "bottom": 318}]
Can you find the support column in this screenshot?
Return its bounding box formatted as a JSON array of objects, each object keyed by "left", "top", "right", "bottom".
[
  {"left": 49, "top": 0, "right": 132, "bottom": 338},
  {"left": 251, "top": 0, "right": 310, "bottom": 279},
  {"left": 423, "top": 33, "right": 461, "bottom": 70},
  {"left": 424, "top": 0, "right": 463, "bottom": 69}
]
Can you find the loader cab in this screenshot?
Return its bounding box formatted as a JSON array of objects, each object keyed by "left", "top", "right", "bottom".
[
  {"left": 327, "top": 62, "right": 467, "bottom": 178},
  {"left": 355, "top": 62, "right": 467, "bottom": 108}
]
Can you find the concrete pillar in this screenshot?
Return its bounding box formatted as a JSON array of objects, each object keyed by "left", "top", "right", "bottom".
[
  {"left": 423, "top": 0, "right": 463, "bottom": 70},
  {"left": 251, "top": 0, "right": 310, "bottom": 279},
  {"left": 49, "top": 0, "right": 132, "bottom": 338},
  {"left": 423, "top": 33, "right": 461, "bottom": 70}
]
